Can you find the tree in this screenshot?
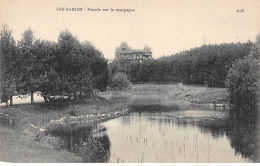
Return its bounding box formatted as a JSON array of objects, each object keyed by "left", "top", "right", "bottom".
[
  {"left": 54, "top": 31, "right": 109, "bottom": 99},
  {"left": 55, "top": 30, "right": 82, "bottom": 98},
  {"left": 226, "top": 34, "right": 260, "bottom": 110},
  {"left": 110, "top": 72, "right": 131, "bottom": 90},
  {"left": 17, "top": 28, "right": 39, "bottom": 104},
  {"left": 36, "top": 40, "right": 58, "bottom": 102},
  {"left": 0, "top": 25, "right": 17, "bottom": 106},
  {"left": 89, "top": 51, "right": 109, "bottom": 92},
  {"left": 226, "top": 55, "right": 258, "bottom": 109}
]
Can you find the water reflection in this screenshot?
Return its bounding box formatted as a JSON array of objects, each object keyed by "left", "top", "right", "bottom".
[
  {"left": 47, "top": 101, "right": 258, "bottom": 163},
  {"left": 48, "top": 124, "right": 110, "bottom": 163},
  {"left": 227, "top": 109, "right": 258, "bottom": 162},
  {"left": 100, "top": 104, "right": 258, "bottom": 163}
]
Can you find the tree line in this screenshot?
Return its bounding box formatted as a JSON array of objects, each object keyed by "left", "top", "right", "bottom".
[
  {"left": 0, "top": 25, "right": 109, "bottom": 106},
  {"left": 110, "top": 42, "right": 253, "bottom": 87}
]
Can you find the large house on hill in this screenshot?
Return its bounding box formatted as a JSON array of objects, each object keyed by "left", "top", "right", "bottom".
[{"left": 115, "top": 42, "right": 152, "bottom": 60}]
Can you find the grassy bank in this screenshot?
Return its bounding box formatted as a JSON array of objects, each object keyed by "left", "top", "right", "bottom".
[
  {"left": 101, "top": 84, "right": 228, "bottom": 106},
  {"left": 0, "top": 96, "right": 129, "bottom": 162},
  {"left": 0, "top": 126, "right": 81, "bottom": 162}
]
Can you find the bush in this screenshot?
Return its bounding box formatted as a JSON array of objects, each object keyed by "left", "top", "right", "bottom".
[
  {"left": 225, "top": 54, "right": 258, "bottom": 110},
  {"left": 225, "top": 34, "right": 260, "bottom": 110},
  {"left": 109, "top": 72, "right": 131, "bottom": 90}
]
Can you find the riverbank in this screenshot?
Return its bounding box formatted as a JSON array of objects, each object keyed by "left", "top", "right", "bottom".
[
  {"left": 0, "top": 83, "right": 228, "bottom": 162},
  {"left": 101, "top": 83, "right": 228, "bottom": 106},
  {"left": 0, "top": 96, "right": 129, "bottom": 162}
]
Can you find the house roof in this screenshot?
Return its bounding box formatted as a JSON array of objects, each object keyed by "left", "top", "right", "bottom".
[{"left": 115, "top": 42, "right": 152, "bottom": 54}]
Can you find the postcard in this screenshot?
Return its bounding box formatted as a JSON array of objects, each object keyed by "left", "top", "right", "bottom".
[{"left": 0, "top": 0, "right": 259, "bottom": 163}]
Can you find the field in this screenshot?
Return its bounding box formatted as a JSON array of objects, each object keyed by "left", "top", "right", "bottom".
[{"left": 101, "top": 83, "right": 228, "bottom": 105}]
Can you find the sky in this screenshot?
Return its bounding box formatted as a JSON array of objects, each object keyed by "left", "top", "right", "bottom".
[{"left": 0, "top": 0, "right": 260, "bottom": 59}]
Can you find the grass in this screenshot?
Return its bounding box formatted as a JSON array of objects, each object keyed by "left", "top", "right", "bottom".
[
  {"left": 101, "top": 83, "right": 228, "bottom": 105},
  {"left": 0, "top": 126, "right": 81, "bottom": 162},
  {"left": 0, "top": 96, "right": 129, "bottom": 127}
]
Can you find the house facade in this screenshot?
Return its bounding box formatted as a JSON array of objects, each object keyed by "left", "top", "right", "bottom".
[{"left": 115, "top": 42, "right": 152, "bottom": 60}]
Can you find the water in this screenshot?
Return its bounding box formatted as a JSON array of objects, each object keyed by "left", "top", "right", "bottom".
[
  {"left": 101, "top": 106, "right": 256, "bottom": 163},
  {"left": 47, "top": 125, "right": 111, "bottom": 162},
  {"left": 47, "top": 102, "right": 258, "bottom": 163}
]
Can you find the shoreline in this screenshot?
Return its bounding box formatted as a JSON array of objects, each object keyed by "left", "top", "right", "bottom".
[{"left": 0, "top": 96, "right": 129, "bottom": 162}]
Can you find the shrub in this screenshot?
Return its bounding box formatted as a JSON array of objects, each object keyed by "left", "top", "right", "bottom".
[
  {"left": 226, "top": 54, "right": 258, "bottom": 110},
  {"left": 226, "top": 34, "right": 260, "bottom": 110},
  {"left": 109, "top": 72, "right": 131, "bottom": 90}
]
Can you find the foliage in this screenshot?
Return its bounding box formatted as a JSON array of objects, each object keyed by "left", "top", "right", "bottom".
[
  {"left": 16, "top": 28, "right": 40, "bottom": 103},
  {"left": 109, "top": 72, "right": 131, "bottom": 89},
  {"left": 77, "top": 135, "right": 110, "bottom": 163},
  {"left": 226, "top": 34, "right": 260, "bottom": 110},
  {"left": 0, "top": 25, "right": 17, "bottom": 103}
]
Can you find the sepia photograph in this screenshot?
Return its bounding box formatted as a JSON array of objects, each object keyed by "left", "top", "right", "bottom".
[{"left": 0, "top": 0, "right": 260, "bottom": 163}]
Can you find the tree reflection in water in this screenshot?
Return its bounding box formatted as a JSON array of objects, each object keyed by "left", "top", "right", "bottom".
[
  {"left": 128, "top": 103, "right": 259, "bottom": 162},
  {"left": 47, "top": 124, "right": 110, "bottom": 163},
  {"left": 197, "top": 108, "right": 258, "bottom": 162},
  {"left": 227, "top": 109, "right": 258, "bottom": 162}
]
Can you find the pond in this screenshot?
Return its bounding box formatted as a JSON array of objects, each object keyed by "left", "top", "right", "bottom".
[{"left": 47, "top": 100, "right": 258, "bottom": 163}]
